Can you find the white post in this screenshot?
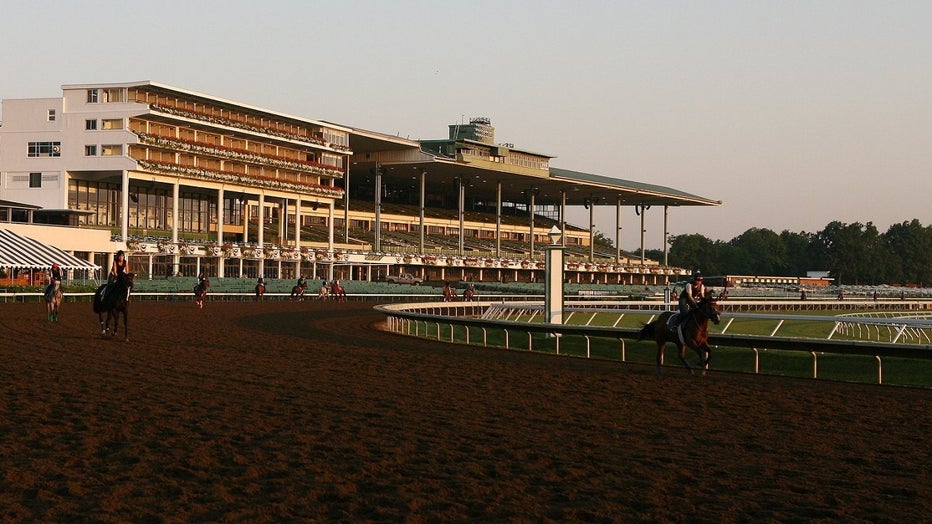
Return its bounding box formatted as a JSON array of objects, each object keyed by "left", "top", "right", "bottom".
[
  {"left": 120, "top": 170, "right": 130, "bottom": 243},
  {"left": 258, "top": 192, "right": 265, "bottom": 278},
  {"left": 545, "top": 226, "right": 565, "bottom": 325},
  {"left": 217, "top": 187, "right": 225, "bottom": 278}
]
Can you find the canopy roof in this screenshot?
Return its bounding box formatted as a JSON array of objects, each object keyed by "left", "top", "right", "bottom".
[{"left": 0, "top": 228, "right": 101, "bottom": 271}]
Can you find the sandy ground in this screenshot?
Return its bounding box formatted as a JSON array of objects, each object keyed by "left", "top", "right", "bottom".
[{"left": 1, "top": 298, "right": 929, "bottom": 522}]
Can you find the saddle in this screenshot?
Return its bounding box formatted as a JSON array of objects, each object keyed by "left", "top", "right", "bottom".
[{"left": 665, "top": 312, "right": 688, "bottom": 345}]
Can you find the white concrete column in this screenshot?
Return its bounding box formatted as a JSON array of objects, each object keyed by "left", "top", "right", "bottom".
[
  {"left": 258, "top": 192, "right": 265, "bottom": 277},
  {"left": 217, "top": 187, "right": 225, "bottom": 279},
  {"left": 295, "top": 196, "right": 302, "bottom": 277},
  {"left": 120, "top": 170, "right": 130, "bottom": 242},
  {"left": 172, "top": 180, "right": 180, "bottom": 276},
  {"left": 328, "top": 201, "right": 334, "bottom": 251},
  {"left": 171, "top": 181, "right": 180, "bottom": 244}
]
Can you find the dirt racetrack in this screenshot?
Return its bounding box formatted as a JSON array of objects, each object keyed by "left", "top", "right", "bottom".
[{"left": 1, "top": 298, "right": 929, "bottom": 522}]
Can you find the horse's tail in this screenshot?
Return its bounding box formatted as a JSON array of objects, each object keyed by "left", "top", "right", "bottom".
[
  {"left": 92, "top": 285, "right": 107, "bottom": 314},
  {"left": 637, "top": 321, "right": 657, "bottom": 341}
]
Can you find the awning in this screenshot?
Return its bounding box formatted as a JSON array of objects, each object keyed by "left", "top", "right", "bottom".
[{"left": 0, "top": 227, "right": 101, "bottom": 271}]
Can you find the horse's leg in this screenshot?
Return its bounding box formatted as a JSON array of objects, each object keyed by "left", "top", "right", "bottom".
[
  {"left": 698, "top": 342, "right": 712, "bottom": 374},
  {"left": 679, "top": 343, "right": 695, "bottom": 374},
  {"left": 655, "top": 341, "right": 665, "bottom": 375},
  {"left": 99, "top": 312, "right": 107, "bottom": 335}
]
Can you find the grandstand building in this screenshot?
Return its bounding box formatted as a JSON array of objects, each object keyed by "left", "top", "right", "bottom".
[{"left": 1, "top": 81, "right": 720, "bottom": 285}]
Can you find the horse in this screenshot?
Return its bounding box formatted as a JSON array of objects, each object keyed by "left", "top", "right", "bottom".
[
  {"left": 442, "top": 282, "right": 458, "bottom": 302},
  {"left": 290, "top": 283, "right": 307, "bottom": 301},
  {"left": 44, "top": 280, "right": 63, "bottom": 322},
  {"left": 463, "top": 285, "right": 476, "bottom": 302},
  {"left": 93, "top": 272, "right": 135, "bottom": 340},
  {"left": 330, "top": 281, "right": 346, "bottom": 302},
  {"left": 315, "top": 284, "right": 330, "bottom": 301},
  {"left": 194, "top": 279, "right": 210, "bottom": 309},
  {"left": 637, "top": 295, "right": 722, "bottom": 375},
  {"left": 254, "top": 282, "right": 266, "bottom": 301}
]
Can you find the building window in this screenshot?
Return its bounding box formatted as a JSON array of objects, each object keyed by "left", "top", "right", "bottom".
[
  {"left": 48, "top": 109, "right": 56, "bottom": 122},
  {"left": 85, "top": 145, "right": 98, "bottom": 156},
  {"left": 87, "top": 89, "right": 99, "bottom": 103},
  {"left": 28, "top": 141, "right": 61, "bottom": 157},
  {"left": 101, "top": 144, "right": 122, "bottom": 156},
  {"left": 85, "top": 119, "right": 98, "bottom": 130},
  {"left": 29, "top": 172, "right": 42, "bottom": 188},
  {"left": 101, "top": 118, "right": 123, "bottom": 130},
  {"left": 102, "top": 88, "right": 125, "bottom": 103}
]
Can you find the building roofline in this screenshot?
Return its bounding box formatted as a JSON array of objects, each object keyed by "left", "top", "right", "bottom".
[{"left": 61, "top": 80, "right": 354, "bottom": 133}]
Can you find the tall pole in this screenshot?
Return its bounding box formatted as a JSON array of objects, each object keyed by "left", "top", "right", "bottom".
[
  {"left": 560, "top": 191, "right": 567, "bottom": 247},
  {"left": 120, "top": 170, "right": 129, "bottom": 244},
  {"left": 374, "top": 163, "right": 381, "bottom": 253},
  {"left": 258, "top": 192, "right": 265, "bottom": 278},
  {"left": 639, "top": 204, "right": 647, "bottom": 266},
  {"left": 529, "top": 190, "right": 536, "bottom": 259},
  {"left": 419, "top": 171, "right": 426, "bottom": 254},
  {"left": 663, "top": 205, "right": 669, "bottom": 267},
  {"left": 588, "top": 199, "right": 595, "bottom": 263},
  {"left": 457, "top": 177, "right": 465, "bottom": 256},
  {"left": 495, "top": 181, "right": 502, "bottom": 258},
  {"left": 217, "top": 187, "right": 225, "bottom": 278},
  {"left": 615, "top": 196, "right": 622, "bottom": 265},
  {"left": 343, "top": 162, "right": 350, "bottom": 244}
]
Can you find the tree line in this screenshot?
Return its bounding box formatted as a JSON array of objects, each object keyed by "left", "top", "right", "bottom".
[{"left": 635, "top": 219, "right": 931, "bottom": 286}]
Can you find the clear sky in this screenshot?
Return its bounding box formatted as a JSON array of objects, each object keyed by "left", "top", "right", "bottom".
[{"left": 2, "top": 0, "right": 929, "bottom": 250}]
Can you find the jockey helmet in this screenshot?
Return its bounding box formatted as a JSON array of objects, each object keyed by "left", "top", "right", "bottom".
[
  {"left": 692, "top": 272, "right": 703, "bottom": 282},
  {"left": 116, "top": 250, "right": 125, "bottom": 257},
  {"left": 52, "top": 262, "right": 59, "bottom": 269}
]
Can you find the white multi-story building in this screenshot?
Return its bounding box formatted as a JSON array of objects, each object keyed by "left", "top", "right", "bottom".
[{"left": 1, "top": 81, "right": 351, "bottom": 278}]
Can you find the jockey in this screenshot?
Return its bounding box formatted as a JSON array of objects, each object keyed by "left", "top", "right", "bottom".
[
  {"left": 296, "top": 275, "right": 307, "bottom": 289},
  {"left": 102, "top": 250, "right": 127, "bottom": 300},
  {"left": 46, "top": 262, "right": 63, "bottom": 301},
  {"left": 257, "top": 277, "right": 265, "bottom": 286},
  {"left": 195, "top": 272, "right": 207, "bottom": 292},
  {"left": 677, "top": 272, "right": 707, "bottom": 326}
]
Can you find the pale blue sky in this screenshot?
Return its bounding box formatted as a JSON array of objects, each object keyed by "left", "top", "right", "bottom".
[{"left": 2, "top": 0, "right": 929, "bottom": 249}]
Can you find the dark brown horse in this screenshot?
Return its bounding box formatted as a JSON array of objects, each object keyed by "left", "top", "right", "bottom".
[
  {"left": 290, "top": 283, "right": 307, "bottom": 301},
  {"left": 255, "top": 281, "right": 266, "bottom": 301},
  {"left": 442, "top": 281, "right": 458, "bottom": 302},
  {"left": 93, "top": 272, "right": 135, "bottom": 341},
  {"left": 637, "top": 296, "right": 722, "bottom": 374},
  {"left": 194, "top": 279, "right": 210, "bottom": 309}
]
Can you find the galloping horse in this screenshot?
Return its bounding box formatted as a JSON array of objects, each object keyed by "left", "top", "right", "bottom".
[
  {"left": 93, "top": 272, "right": 135, "bottom": 340},
  {"left": 291, "top": 283, "right": 307, "bottom": 301},
  {"left": 194, "top": 278, "right": 210, "bottom": 309},
  {"left": 637, "top": 295, "right": 722, "bottom": 375},
  {"left": 463, "top": 285, "right": 476, "bottom": 302},
  {"left": 315, "top": 284, "right": 330, "bottom": 301},
  {"left": 44, "top": 280, "right": 63, "bottom": 322},
  {"left": 254, "top": 281, "right": 266, "bottom": 301},
  {"left": 442, "top": 282, "right": 458, "bottom": 302},
  {"left": 330, "top": 281, "right": 346, "bottom": 302}
]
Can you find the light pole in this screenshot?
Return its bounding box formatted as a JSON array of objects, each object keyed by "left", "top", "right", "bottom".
[{"left": 544, "top": 225, "right": 565, "bottom": 325}]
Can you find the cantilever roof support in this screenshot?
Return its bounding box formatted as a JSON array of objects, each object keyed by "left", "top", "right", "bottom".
[{"left": 615, "top": 196, "right": 622, "bottom": 265}]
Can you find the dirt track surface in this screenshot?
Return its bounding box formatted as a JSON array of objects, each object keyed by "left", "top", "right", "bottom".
[{"left": 1, "top": 299, "right": 929, "bottom": 522}]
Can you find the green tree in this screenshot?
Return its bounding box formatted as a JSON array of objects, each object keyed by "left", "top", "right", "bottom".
[
  {"left": 779, "top": 230, "right": 816, "bottom": 276},
  {"left": 812, "top": 221, "right": 882, "bottom": 285},
  {"left": 668, "top": 233, "right": 722, "bottom": 276},
  {"left": 884, "top": 220, "right": 932, "bottom": 286},
  {"left": 728, "top": 228, "right": 786, "bottom": 275}
]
